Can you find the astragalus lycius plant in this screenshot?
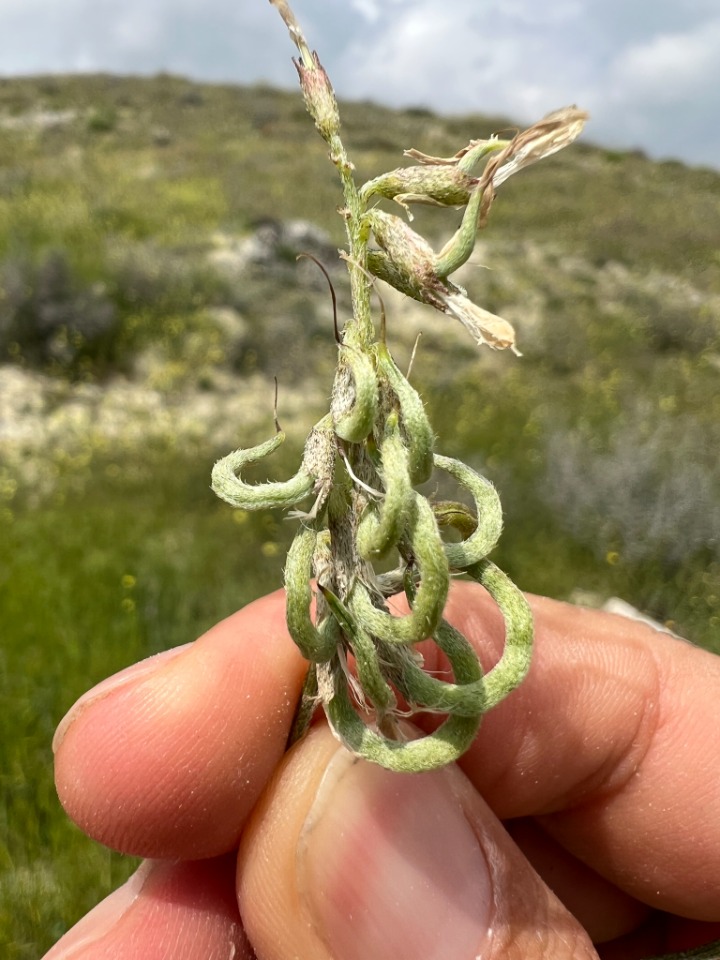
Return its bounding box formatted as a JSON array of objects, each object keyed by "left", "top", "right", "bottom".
[{"left": 213, "top": 0, "right": 587, "bottom": 773}]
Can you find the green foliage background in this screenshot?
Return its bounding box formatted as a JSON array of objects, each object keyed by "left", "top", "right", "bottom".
[{"left": 1, "top": 74, "right": 719, "bottom": 957}]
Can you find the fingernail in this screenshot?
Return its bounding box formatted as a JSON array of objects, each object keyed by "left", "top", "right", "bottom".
[
  {"left": 43, "top": 861, "right": 151, "bottom": 959},
  {"left": 299, "top": 751, "right": 493, "bottom": 960},
  {"left": 53, "top": 644, "right": 192, "bottom": 754}
]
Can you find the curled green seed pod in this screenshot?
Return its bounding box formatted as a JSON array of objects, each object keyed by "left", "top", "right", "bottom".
[
  {"left": 434, "top": 171, "right": 490, "bottom": 279},
  {"left": 356, "top": 412, "right": 413, "bottom": 560},
  {"left": 350, "top": 493, "right": 449, "bottom": 645},
  {"left": 383, "top": 618, "right": 485, "bottom": 717},
  {"left": 324, "top": 647, "right": 482, "bottom": 773},
  {"left": 375, "top": 343, "right": 434, "bottom": 484},
  {"left": 382, "top": 564, "right": 532, "bottom": 721},
  {"left": 433, "top": 454, "right": 503, "bottom": 568},
  {"left": 320, "top": 585, "right": 397, "bottom": 718},
  {"left": 211, "top": 432, "right": 315, "bottom": 511},
  {"left": 285, "top": 524, "right": 340, "bottom": 662},
  {"left": 467, "top": 559, "right": 534, "bottom": 710},
  {"left": 321, "top": 556, "right": 533, "bottom": 771},
  {"left": 331, "top": 345, "right": 378, "bottom": 442}
]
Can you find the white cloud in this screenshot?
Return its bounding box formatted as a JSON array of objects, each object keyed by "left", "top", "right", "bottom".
[
  {"left": 610, "top": 19, "right": 720, "bottom": 102},
  {"left": 348, "top": 0, "right": 414, "bottom": 23},
  {"left": 325, "top": 0, "right": 720, "bottom": 166},
  {"left": 0, "top": 0, "right": 717, "bottom": 168},
  {"left": 333, "top": 1, "right": 595, "bottom": 126},
  {"left": 111, "top": 9, "right": 164, "bottom": 55},
  {"left": 348, "top": 0, "right": 380, "bottom": 22}
]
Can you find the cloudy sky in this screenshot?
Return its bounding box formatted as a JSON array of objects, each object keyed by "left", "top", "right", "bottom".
[{"left": 2, "top": 0, "right": 719, "bottom": 169}]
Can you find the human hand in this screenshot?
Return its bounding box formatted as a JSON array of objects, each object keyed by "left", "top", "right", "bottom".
[{"left": 43, "top": 585, "right": 720, "bottom": 959}]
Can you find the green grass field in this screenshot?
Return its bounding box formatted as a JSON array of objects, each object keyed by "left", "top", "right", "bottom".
[
  {"left": 2, "top": 447, "right": 296, "bottom": 958},
  {"left": 1, "top": 74, "right": 719, "bottom": 957},
  {"left": 4, "top": 393, "right": 718, "bottom": 957}
]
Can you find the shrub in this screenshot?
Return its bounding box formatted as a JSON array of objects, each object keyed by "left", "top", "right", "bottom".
[
  {"left": 0, "top": 251, "right": 118, "bottom": 372},
  {"left": 542, "top": 412, "right": 720, "bottom": 566}
]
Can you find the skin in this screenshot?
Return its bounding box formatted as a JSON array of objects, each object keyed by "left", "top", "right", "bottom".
[{"left": 44, "top": 584, "right": 720, "bottom": 960}]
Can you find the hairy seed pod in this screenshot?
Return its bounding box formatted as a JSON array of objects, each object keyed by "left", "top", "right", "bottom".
[{"left": 331, "top": 345, "right": 378, "bottom": 442}]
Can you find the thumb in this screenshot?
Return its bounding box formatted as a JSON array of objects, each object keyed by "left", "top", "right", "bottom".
[{"left": 238, "top": 724, "right": 597, "bottom": 960}]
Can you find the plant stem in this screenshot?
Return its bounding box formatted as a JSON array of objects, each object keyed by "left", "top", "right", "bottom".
[{"left": 215, "top": 0, "right": 593, "bottom": 773}]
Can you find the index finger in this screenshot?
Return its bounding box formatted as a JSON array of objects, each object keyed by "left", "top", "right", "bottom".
[{"left": 54, "top": 589, "right": 306, "bottom": 859}]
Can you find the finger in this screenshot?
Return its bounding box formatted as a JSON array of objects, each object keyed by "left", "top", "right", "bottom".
[
  {"left": 238, "top": 723, "right": 598, "bottom": 960},
  {"left": 506, "top": 819, "right": 650, "bottom": 945},
  {"left": 503, "top": 821, "right": 720, "bottom": 953},
  {"left": 424, "top": 586, "right": 720, "bottom": 920},
  {"left": 54, "top": 589, "right": 306, "bottom": 859},
  {"left": 42, "top": 856, "right": 251, "bottom": 960}
]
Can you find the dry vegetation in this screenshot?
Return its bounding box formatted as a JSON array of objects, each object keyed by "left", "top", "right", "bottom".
[{"left": 1, "top": 73, "right": 719, "bottom": 957}]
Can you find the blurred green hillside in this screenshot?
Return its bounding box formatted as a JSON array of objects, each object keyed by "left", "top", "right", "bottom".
[{"left": 1, "top": 74, "right": 719, "bottom": 957}]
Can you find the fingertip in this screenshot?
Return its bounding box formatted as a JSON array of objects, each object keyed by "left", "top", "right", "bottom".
[
  {"left": 55, "top": 589, "right": 307, "bottom": 858},
  {"left": 43, "top": 857, "right": 251, "bottom": 960}
]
